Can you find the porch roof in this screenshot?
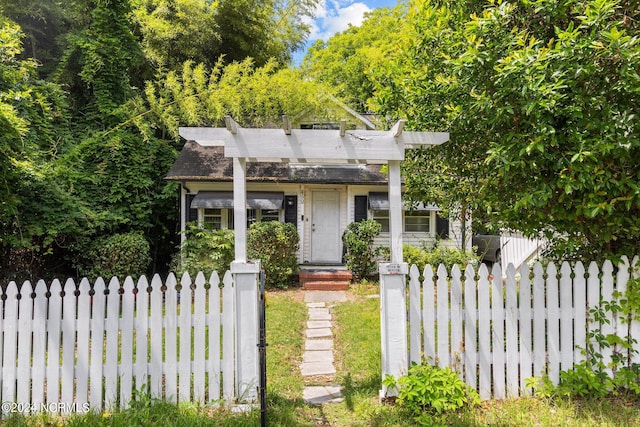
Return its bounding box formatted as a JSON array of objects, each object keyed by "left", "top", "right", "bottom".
[{"left": 166, "top": 141, "right": 389, "bottom": 185}]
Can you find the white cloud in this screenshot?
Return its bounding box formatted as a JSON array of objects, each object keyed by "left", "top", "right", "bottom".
[{"left": 310, "top": 1, "right": 372, "bottom": 41}]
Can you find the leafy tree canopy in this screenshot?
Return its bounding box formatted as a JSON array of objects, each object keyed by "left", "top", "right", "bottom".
[
  {"left": 132, "top": 0, "right": 318, "bottom": 70},
  {"left": 0, "top": 19, "right": 86, "bottom": 280},
  {"left": 135, "top": 58, "right": 334, "bottom": 138},
  {"left": 0, "top": 0, "right": 70, "bottom": 78},
  {"left": 378, "top": 0, "right": 640, "bottom": 260},
  {"left": 302, "top": 4, "right": 409, "bottom": 114}
]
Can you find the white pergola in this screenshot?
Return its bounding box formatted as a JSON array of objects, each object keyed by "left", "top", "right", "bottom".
[
  {"left": 179, "top": 116, "right": 449, "bottom": 399},
  {"left": 180, "top": 116, "right": 448, "bottom": 264}
]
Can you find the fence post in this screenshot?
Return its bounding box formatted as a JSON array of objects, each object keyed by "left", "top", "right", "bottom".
[
  {"left": 379, "top": 262, "right": 408, "bottom": 398},
  {"left": 231, "top": 260, "right": 261, "bottom": 403}
]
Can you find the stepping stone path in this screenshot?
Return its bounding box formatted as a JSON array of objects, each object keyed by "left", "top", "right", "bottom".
[{"left": 301, "top": 291, "right": 347, "bottom": 405}]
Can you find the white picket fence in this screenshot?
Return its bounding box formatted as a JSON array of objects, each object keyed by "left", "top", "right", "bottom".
[
  {"left": 408, "top": 256, "right": 640, "bottom": 400},
  {"left": 0, "top": 271, "right": 239, "bottom": 414}
]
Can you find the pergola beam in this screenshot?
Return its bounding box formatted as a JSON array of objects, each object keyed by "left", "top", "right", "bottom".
[
  {"left": 282, "top": 115, "right": 292, "bottom": 135},
  {"left": 391, "top": 120, "right": 405, "bottom": 138},
  {"left": 224, "top": 115, "right": 239, "bottom": 135}
]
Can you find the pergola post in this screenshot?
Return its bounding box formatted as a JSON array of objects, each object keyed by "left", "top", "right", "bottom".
[
  {"left": 379, "top": 159, "right": 408, "bottom": 397},
  {"left": 233, "top": 157, "right": 247, "bottom": 262},
  {"left": 232, "top": 139, "right": 259, "bottom": 403}
]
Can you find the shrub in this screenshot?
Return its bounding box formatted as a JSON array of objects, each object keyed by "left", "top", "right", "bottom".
[
  {"left": 170, "top": 224, "right": 235, "bottom": 277},
  {"left": 380, "top": 243, "right": 479, "bottom": 274},
  {"left": 384, "top": 362, "right": 480, "bottom": 424},
  {"left": 422, "top": 242, "right": 479, "bottom": 272},
  {"left": 343, "top": 219, "right": 382, "bottom": 280},
  {"left": 247, "top": 221, "right": 299, "bottom": 289},
  {"left": 403, "top": 244, "right": 430, "bottom": 271},
  {"left": 83, "top": 231, "right": 151, "bottom": 280}
]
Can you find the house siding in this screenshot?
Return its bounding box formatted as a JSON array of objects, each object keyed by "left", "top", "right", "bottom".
[{"left": 178, "top": 180, "right": 467, "bottom": 265}]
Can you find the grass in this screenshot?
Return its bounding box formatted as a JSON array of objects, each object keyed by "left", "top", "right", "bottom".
[{"left": 3, "top": 285, "right": 640, "bottom": 426}]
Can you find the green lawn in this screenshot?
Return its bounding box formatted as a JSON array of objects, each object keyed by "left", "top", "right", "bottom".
[{"left": 3, "top": 286, "right": 640, "bottom": 426}]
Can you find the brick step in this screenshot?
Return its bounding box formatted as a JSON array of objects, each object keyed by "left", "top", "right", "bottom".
[
  {"left": 303, "top": 281, "right": 350, "bottom": 291},
  {"left": 299, "top": 271, "right": 353, "bottom": 281}
]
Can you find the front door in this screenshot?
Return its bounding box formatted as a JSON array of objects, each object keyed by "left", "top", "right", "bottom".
[{"left": 311, "top": 191, "right": 341, "bottom": 263}]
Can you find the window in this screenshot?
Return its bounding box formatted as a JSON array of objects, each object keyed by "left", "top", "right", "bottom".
[
  {"left": 247, "top": 209, "right": 281, "bottom": 226},
  {"left": 405, "top": 211, "right": 431, "bottom": 233},
  {"left": 203, "top": 209, "right": 223, "bottom": 229},
  {"left": 260, "top": 209, "right": 280, "bottom": 222},
  {"left": 372, "top": 210, "right": 389, "bottom": 232}
]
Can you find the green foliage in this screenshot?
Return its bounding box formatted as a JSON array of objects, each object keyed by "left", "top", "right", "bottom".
[
  {"left": 59, "top": 128, "right": 177, "bottom": 234},
  {"left": 421, "top": 243, "right": 480, "bottom": 273},
  {"left": 302, "top": 4, "right": 408, "bottom": 113},
  {"left": 383, "top": 243, "right": 480, "bottom": 273},
  {"left": 55, "top": 0, "right": 142, "bottom": 125},
  {"left": 131, "top": 0, "right": 221, "bottom": 71},
  {"left": 0, "top": 19, "right": 85, "bottom": 281},
  {"left": 80, "top": 231, "right": 151, "bottom": 280},
  {"left": 529, "top": 276, "right": 640, "bottom": 398},
  {"left": 378, "top": 0, "right": 640, "bottom": 260},
  {"left": 137, "top": 59, "right": 332, "bottom": 139},
  {"left": 132, "top": 0, "right": 318, "bottom": 70},
  {"left": 0, "top": 0, "right": 70, "bottom": 78},
  {"left": 215, "top": 0, "right": 318, "bottom": 67},
  {"left": 247, "top": 221, "right": 299, "bottom": 289},
  {"left": 343, "top": 219, "right": 382, "bottom": 280},
  {"left": 170, "top": 224, "right": 235, "bottom": 277},
  {"left": 384, "top": 363, "right": 480, "bottom": 425}
]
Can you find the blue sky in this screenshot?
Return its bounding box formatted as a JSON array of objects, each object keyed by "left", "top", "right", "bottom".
[
  {"left": 295, "top": 0, "right": 400, "bottom": 64},
  {"left": 306, "top": 0, "right": 399, "bottom": 41}
]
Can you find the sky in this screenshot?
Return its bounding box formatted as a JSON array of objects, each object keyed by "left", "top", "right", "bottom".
[{"left": 295, "top": 0, "right": 399, "bottom": 64}]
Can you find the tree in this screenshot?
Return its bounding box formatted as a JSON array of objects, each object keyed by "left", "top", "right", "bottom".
[
  {"left": 215, "top": 0, "right": 318, "bottom": 67},
  {"left": 55, "top": 0, "right": 144, "bottom": 125},
  {"left": 136, "top": 58, "right": 333, "bottom": 137},
  {"left": 378, "top": 0, "right": 640, "bottom": 260},
  {"left": 0, "top": 19, "right": 87, "bottom": 281},
  {"left": 132, "top": 0, "right": 318, "bottom": 70},
  {"left": 302, "top": 4, "right": 409, "bottom": 114},
  {"left": 0, "top": 0, "right": 70, "bottom": 78},
  {"left": 131, "top": 0, "right": 221, "bottom": 71}
]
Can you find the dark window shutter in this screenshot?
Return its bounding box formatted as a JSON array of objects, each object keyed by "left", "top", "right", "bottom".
[
  {"left": 186, "top": 194, "right": 198, "bottom": 224},
  {"left": 284, "top": 195, "right": 298, "bottom": 225},
  {"left": 354, "top": 196, "right": 368, "bottom": 222},
  {"left": 436, "top": 213, "right": 450, "bottom": 239}
]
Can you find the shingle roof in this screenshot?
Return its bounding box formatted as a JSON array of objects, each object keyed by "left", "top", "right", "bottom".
[{"left": 166, "top": 140, "right": 389, "bottom": 184}]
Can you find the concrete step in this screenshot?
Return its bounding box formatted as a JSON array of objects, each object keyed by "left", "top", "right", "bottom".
[{"left": 303, "top": 385, "right": 343, "bottom": 405}]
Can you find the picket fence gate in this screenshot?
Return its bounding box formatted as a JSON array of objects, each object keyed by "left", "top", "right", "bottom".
[
  {"left": 409, "top": 256, "right": 640, "bottom": 400},
  {"left": 0, "top": 271, "right": 238, "bottom": 415}
]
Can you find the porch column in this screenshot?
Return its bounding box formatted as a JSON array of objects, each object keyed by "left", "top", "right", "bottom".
[
  {"left": 379, "top": 159, "right": 408, "bottom": 398},
  {"left": 231, "top": 156, "right": 260, "bottom": 403},
  {"left": 388, "top": 160, "right": 403, "bottom": 263},
  {"left": 233, "top": 157, "right": 248, "bottom": 262}
]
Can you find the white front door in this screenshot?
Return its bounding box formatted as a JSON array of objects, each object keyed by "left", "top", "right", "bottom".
[{"left": 311, "top": 191, "right": 341, "bottom": 263}]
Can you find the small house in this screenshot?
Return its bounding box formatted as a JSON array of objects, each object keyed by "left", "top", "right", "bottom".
[{"left": 166, "top": 113, "right": 467, "bottom": 288}]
